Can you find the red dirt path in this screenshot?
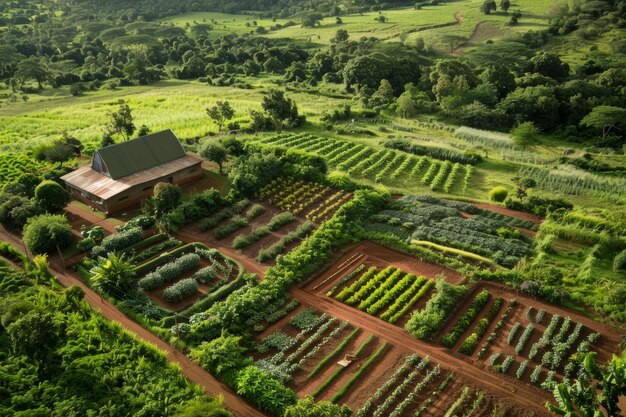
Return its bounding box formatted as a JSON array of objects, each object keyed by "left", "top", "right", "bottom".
[
  {"left": 0, "top": 227, "right": 267, "bottom": 417},
  {"left": 473, "top": 203, "right": 543, "bottom": 224}
]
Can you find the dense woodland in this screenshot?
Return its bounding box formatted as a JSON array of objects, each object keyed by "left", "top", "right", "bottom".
[{"left": 1, "top": 0, "right": 625, "bottom": 147}]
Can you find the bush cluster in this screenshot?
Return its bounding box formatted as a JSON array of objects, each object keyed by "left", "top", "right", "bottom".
[
  {"left": 115, "top": 214, "right": 154, "bottom": 232},
  {"left": 193, "top": 266, "right": 217, "bottom": 283},
  {"left": 23, "top": 214, "right": 73, "bottom": 254},
  {"left": 406, "top": 279, "right": 466, "bottom": 340},
  {"left": 162, "top": 278, "right": 199, "bottom": 303},
  {"left": 92, "top": 227, "right": 144, "bottom": 258},
  {"left": 138, "top": 253, "right": 201, "bottom": 290}
]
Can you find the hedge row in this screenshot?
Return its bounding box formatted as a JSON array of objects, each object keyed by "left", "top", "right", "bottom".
[
  {"left": 92, "top": 227, "right": 144, "bottom": 258},
  {"left": 138, "top": 253, "right": 201, "bottom": 290},
  {"left": 162, "top": 278, "right": 199, "bottom": 303}
]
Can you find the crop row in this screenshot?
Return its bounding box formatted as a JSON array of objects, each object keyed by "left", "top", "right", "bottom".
[
  {"left": 256, "top": 221, "right": 315, "bottom": 262},
  {"left": 441, "top": 290, "right": 490, "bottom": 348},
  {"left": 476, "top": 299, "right": 517, "bottom": 359},
  {"left": 198, "top": 199, "right": 250, "bottom": 232},
  {"left": 459, "top": 296, "right": 504, "bottom": 355},
  {"left": 231, "top": 212, "right": 295, "bottom": 249},
  {"left": 356, "top": 354, "right": 421, "bottom": 417},
  {"left": 371, "top": 356, "right": 431, "bottom": 417}
]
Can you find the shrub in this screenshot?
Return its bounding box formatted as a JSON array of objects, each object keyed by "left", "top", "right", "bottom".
[
  {"left": 289, "top": 308, "right": 321, "bottom": 330},
  {"left": 266, "top": 212, "right": 296, "bottom": 231},
  {"left": 23, "top": 214, "right": 73, "bottom": 254},
  {"left": 489, "top": 187, "right": 508, "bottom": 202},
  {"left": 138, "top": 253, "right": 201, "bottom": 290},
  {"left": 614, "top": 249, "right": 626, "bottom": 271},
  {"left": 116, "top": 214, "right": 154, "bottom": 232},
  {"left": 92, "top": 227, "right": 144, "bottom": 258},
  {"left": 77, "top": 237, "right": 96, "bottom": 251},
  {"left": 193, "top": 266, "right": 217, "bottom": 283},
  {"left": 34, "top": 180, "right": 70, "bottom": 212},
  {"left": 507, "top": 322, "right": 522, "bottom": 345},
  {"left": 0, "top": 195, "right": 42, "bottom": 230},
  {"left": 246, "top": 203, "right": 266, "bottom": 219},
  {"left": 214, "top": 216, "right": 248, "bottom": 239},
  {"left": 256, "top": 221, "right": 315, "bottom": 262},
  {"left": 406, "top": 279, "right": 466, "bottom": 340},
  {"left": 236, "top": 366, "right": 297, "bottom": 416},
  {"left": 162, "top": 278, "right": 198, "bottom": 303}
]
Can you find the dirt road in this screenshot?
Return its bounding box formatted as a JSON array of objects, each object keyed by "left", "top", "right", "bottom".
[
  {"left": 0, "top": 227, "right": 266, "bottom": 417},
  {"left": 52, "top": 265, "right": 268, "bottom": 417},
  {"left": 290, "top": 287, "right": 551, "bottom": 416}
]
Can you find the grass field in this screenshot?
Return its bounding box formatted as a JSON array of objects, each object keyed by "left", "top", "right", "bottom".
[
  {"left": 2, "top": 72, "right": 624, "bottom": 210},
  {"left": 160, "top": 0, "right": 553, "bottom": 52}
]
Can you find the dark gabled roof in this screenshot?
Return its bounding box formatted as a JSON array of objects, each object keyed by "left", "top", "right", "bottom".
[
  {"left": 93, "top": 129, "right": 186, "bottom": 179},
  {"left": 62, "top": 155, "right": 202, "bottom": 200}
]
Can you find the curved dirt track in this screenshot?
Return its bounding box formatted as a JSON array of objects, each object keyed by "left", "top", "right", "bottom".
[
  {"left": 290, "top": 287, "right": 551, "bottom": 416},
  {"left": 473, "top": 203, "right": 543, "bottom": 224},
  {"left": 0, "top": 226, "right": 266, "bottom": 417},
  {"left": 52, "top": 265, "right": 268, "bottom": 417}
]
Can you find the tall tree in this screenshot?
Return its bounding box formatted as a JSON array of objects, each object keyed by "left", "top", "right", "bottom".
[
  {"left": 7, "top": 310, "right": 63, "bottom": 366},
  {"left": 206, "top": 101, "right": 235, "bottom": 132},
  {"left": 332, "top": 29, "right": 349, "bottom": 43},
  {"left": 580, "top": 106, "right": 626, "bottom": 141},
  {"left": 500, "top": 0, "right": 511, "bottom": 13},
  {"left": 16, "top": 57, "right": 50, "bottom": 89},
  {"left": 480, "top": 0, "right": 497, "bottom": 14},
  {"left": 511, "top": 121, "right": 539, "bottom": 150},
  {"left": 261, "top": 90, "right": 298, "bottom": 133},
  {"left": 201, "top": 142, "right": 228, "bottom": 174},
  {"left": 107, "top": 99, "right": 135, "bottom": 141}
]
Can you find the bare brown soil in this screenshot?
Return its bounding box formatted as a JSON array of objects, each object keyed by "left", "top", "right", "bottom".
[
  {"left": 65, "top": 203, "right": 123, "bottom": 234},
  {"left": 177, "top": 200, "right": 312, "bottom": 277},
  {"left": 290, "top": 286, "right": 552, "bottom": 416},
  {"left": 473, "top": 202, "right": 543, "bottom": 224}
]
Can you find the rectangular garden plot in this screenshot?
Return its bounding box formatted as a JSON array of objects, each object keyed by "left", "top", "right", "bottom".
[
  {"left": 439, "top": 283, "right": 623, "bottom": 395},
  {"left": 133, "top": 242, "right": 243, "bottom": 312},
  {"left": 304, "top": 241, "right": 464, "bottom": 326}
]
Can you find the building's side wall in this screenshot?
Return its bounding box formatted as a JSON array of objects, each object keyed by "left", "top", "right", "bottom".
[
  {"left": 66, "top": 185, "right": 106, "bottom": 211},
  {"left": 104, "top": 162, "right": 203, "bottom": 214}
]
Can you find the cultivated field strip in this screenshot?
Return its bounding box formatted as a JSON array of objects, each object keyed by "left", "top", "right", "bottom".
[{"left": 255, "top": 134, "right": 472, "bottom": 192}]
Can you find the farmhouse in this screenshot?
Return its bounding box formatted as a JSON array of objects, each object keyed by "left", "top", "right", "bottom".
[{"left": 61, "top": 129, "right": 202, "bottom": 214}]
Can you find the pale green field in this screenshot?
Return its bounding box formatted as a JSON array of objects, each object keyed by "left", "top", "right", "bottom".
[
  {"left": 3, "top": 72, "right": 623, "bottom": 209},
  {"left": 159, "top": 0, "right": 553, "bottom": 51},
  {"left": 159, "top": 12, "right": 293, "bottom": 38},
  {"left": 0, "top": 78, "right": 347, "bottom": 151}
]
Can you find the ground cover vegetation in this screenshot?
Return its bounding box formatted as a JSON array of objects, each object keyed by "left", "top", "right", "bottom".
[{"left": 0, "top": 244, "right": 231, "bottom": 417}]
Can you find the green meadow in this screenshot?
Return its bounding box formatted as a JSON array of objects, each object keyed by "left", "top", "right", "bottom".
[{"left": 160, "top": 0, "right": 553, "bottom": 51}]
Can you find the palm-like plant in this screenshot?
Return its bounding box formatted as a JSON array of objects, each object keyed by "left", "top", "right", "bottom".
[
  {"left": 546, "top": 352, "right": 625, "bottom": 417},
  {"left": 90, "top": 252, "right": 135, "bottom": 297}
]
